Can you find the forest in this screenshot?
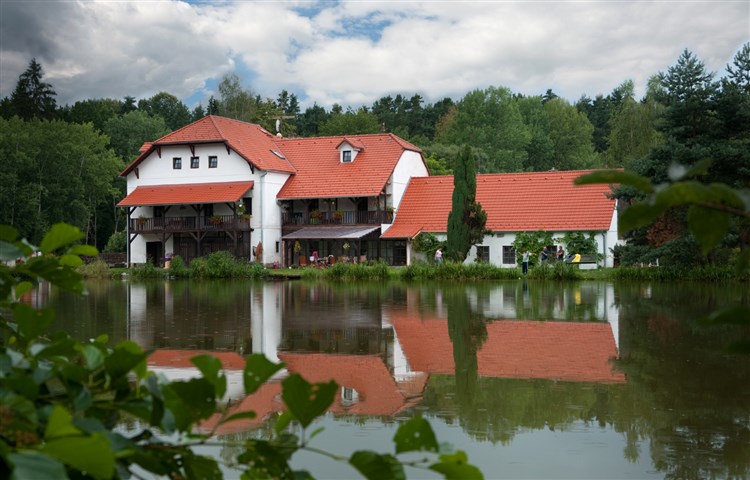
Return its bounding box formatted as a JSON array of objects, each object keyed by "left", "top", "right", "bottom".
[{"left": 1, "top": 44, "right": 748, "bottom": 267}]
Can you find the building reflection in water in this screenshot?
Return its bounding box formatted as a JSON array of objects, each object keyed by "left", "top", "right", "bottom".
[{"left": 125, "top": 280, "right": 622, "bottom": 434}]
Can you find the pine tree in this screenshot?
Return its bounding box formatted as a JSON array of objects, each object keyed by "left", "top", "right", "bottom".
[
  {"left": 9, "top": 58, "right": 57, "bottom": 120},
  {"left": 446, "top": 145, "right": 488, "bottom": 261}
]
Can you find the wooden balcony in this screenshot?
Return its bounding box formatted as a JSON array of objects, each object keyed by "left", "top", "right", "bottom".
[
  {"left": 281, "top": 210, "right": 393, "bottom": 226},
  {"left": 129, "top": 215, "right": 251, "bottom": 234}
]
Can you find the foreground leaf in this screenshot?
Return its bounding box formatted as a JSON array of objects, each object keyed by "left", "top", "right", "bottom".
[
  {"left": 349, "top": 451, "right": 405, "bottom": 480},
  {"left": 40, "top": 433, "right": 116, "bottom": 479},
  {"left": 281, "top": 374, "right": 337, "bottom": 428},
  {"left": 9, "top": 452, "right": 67, "bottom": 480},
  {"left": 430, "top": 451, "right": 483, "bottom": 480},
  {"left": 244, "top": 354, "right": 285, "bottom": 395},
  {"left": 394, "top": 416, "right": 439, "bottom": 454}
]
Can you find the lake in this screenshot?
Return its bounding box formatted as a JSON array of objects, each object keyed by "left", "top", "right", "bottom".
[{"left": 40, "top": 278, "right": 750, "bottom": 479}]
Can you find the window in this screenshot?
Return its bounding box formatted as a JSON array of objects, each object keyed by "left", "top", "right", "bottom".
[
  {"left": 173, "top": 157, "right": 182, "bottom": 169},
  {"left": 342, "top": 150, "right": 352, "bottom": 163},
  {"left": 191, "top": 156, "right": 199, "bottom": 168},
  {"left": 477, "top": 245, "right": 490, "bottom": 263},
  {"left": 502, "top": 246, "right": 516, "bottom": 264},
  {"left": 208, "top": 156, "right": 218, "bottom": 168}
]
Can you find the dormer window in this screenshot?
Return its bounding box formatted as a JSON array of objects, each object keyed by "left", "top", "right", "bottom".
[{"left": 337, "top": 138, "right": 363, "bottom": 163}]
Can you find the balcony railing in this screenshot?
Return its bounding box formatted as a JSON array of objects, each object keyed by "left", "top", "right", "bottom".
[
  {"left": 129, "top": 215, "right": 251, "bottom": 234},
  {"left": 282, "top": 210, "right": 393, "bottom": 226}
]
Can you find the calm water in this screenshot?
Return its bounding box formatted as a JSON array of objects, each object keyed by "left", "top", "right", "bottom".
[{"left": 41, "top": 278, "right": 750, "bottom": 479}]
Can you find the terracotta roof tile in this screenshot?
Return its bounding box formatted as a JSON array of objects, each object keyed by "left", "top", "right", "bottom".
[
  {"left": 382, "top": 170, "right": 616, "bottom": 238},
  {"left": 389, "top": 310, "right": 625, "bottom": 384},
  {"left": 121, "top": 116, "right": 295, "bottom": 176},
  {"left": 117, "top": 181, "right": 253, "bottom": 207},
  {"left": 276, "top": 134, "right": 422, "bottom": 199}
]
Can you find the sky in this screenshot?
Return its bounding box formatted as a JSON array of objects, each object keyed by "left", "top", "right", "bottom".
[{"left": 1, "top": 0, "right": 748, "bottom": 111}]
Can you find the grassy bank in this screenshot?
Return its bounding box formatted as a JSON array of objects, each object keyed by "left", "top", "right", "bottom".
[{"left": 80, "top": 255, "right": 748, "bottom": 283}]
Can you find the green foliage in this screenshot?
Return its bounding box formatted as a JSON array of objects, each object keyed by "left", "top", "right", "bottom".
[
  {"left": 6, "top": 58, "right": 57, "bottom": 121},
  {"left": 447, "top": 145, "right": 488, "bottom": 262},
  {"left": 307, "top": 261, "right": 393, "bottom": 281},
  {"left": 166, "top": 254, "right": 189, "bottom": 277},
  {"left": 412, "top": 232, "right": 444, "bottom": 260},
  {"left": 103, "top": 230, "right": 126, "bottom": 253},
  {"left": 436, "top": 86, "right": 530, "bottom": 172},
  {"left": 561, "top": 232, "right": 600, "bottom": 257},
  {"left": 187, "top": 251, "right": 266, "bottom": 279},
  {"left": 0, "top": 117, "right": 124, "bottom": 249},
  {"left": 319, "top": 107, "right": 381, "bottom": 135},
  {"left": 103, "top": 110, "right": 170, "bottom": 162},
  {"left": 527, "top": 262, "right": 583, "bottom": 281},
  {"left": 130, "top": 261, "right": 165, "bottom": 279},
  {"left": 512, "top": 231, "right": 554, "bottom": 266},
  {"left": 400, "top": 260, "right": 520, "bottom": 281},
  {"left": 76, "top": 259, "right": 112, "bottom": 278},
  {"left": 0, "top": 223, "right": 483, "bottom": 479}
]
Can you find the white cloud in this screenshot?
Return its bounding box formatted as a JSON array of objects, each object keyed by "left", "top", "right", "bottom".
[{"left": 0, "top": 0, "right": 747, "bottom": 110}]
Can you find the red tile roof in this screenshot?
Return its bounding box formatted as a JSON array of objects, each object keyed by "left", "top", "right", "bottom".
[
  {"left": 390, "top": 310, "right": 625, "bottom": 384},
  {"left": 276, "top": 134, "right": 422, "bottom": 199},
  {"left": 382, "top": 170, "right": 616, "bottom": 238},
  {"left": 279, "top": 353, "right": 423, "bottom": 416},
  {"left": 120, "top": 116, "right": 295, "bottom": 176},
  {"left": 117, "top": 181, "right": 253, "bottom": 207}
]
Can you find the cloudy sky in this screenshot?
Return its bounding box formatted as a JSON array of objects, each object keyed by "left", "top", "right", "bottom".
[{"left": 1, "top": 1, "right": 748, "bottom": 110}]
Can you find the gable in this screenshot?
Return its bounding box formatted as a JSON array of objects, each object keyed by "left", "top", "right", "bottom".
[{"left": 120, "top": 115, "right": 295, "bottom": 177}]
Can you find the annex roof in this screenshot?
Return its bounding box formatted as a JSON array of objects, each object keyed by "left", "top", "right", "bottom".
[
  {"left": 382, "top": 170, "right": 616, "bottom": 238},
  {"left": 389, "top": 310, "right": 625, "bottom": 384},
  {"left": 117, "top": 181, "right": 253, "bottom": 207},
  {"left": 276, "top": 134, "right": 422, "bottom": 200},
  {"left": 282, "top": 225, "right": 380, "bottom": 240},
  {"left": 120, "top": 115, "right": 295, "bottom": 176}
]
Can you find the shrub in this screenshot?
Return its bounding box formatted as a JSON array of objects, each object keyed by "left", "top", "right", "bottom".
[
  {"left": 167, "top": 254, "right": 189, "bottom": 277},
  {"left": 103, "top": 230, "right": 127, "bottom": 253},
  {"left": 528, "top": 262, "right": 582, "bottom": 281},
  {"left": 77, "top": 258, "right": 112, "bottom": 278},
  {"left": 130, "top": 261, "right": 166, "bottom": 279}
]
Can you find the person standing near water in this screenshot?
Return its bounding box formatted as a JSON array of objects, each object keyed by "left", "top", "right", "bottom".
[
  {"left": 522, "top": 250, "right": 530, "bottom": 275},
  {"left": 435, "top": 248, "right": 443, "bottom": 264}
]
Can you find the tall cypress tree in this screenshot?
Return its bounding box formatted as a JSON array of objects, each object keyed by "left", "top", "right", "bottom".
[{"left": 446, "top": 145, "right": 488, "bottom": 261}]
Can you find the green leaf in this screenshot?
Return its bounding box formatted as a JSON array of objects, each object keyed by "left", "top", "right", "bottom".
[
  {"left": 183, "top": 453, "right": 222, "bottom": 480},
  {"left": 14, "top": 281, "right": 34, "bottom": 298},
  {"left": 40, "top": 433, "right": 116, "bottom": 479},
  {"left": 349, "top": 451, "right": 406, "bottom": 480},
  {"left": 12, "top": 303, "right": 55, "bottom": 341},
  {"left": 654, "top": 181, "right": 711, "bottom": 209},
  {"left": 394, "top": 416, "right": 439, "bottom": 454},
  {"left": 221, "top": 410, "right": 258, "bottom": 425},
  {"left": 429, "top": 451, "right": 484, "bottom": 480},
  {"left": 44, "top": 404, "right": 81, "bottom": 439},
  {"left": 9, "top": 452, "right": 67, "bottom": 480},
  {"left": 163, "top": 378, "right": 217, "bottom": 431},
  {"left": 700, "top": 305, "right": 750, "bottom": 326},
  {"left": 574, "top": 170, "right": 653, "bottom": 193},
  {"left": 59, "top": 254, "right": 84, "bottom": 268},
  {"left": 238, "top": 439, "right": 296, "bottom": 478},
  {"left": 0, "top": 224, "right": 20, "bottom": 242},
  {"left": 687, "top": 206, "right": 730, "bottom": 254},
  {"left": 192, "top": 354, "right": 227, "bottom": 399},
  {"left": 68, "top": 244, "right": 98, "bottom": 257},
  {"left": 275, "top": 411, "right": 294, "bottom": 435},
  {"left": 105, "top": 340, "right": 148, "bottom": 380},
  {"left": 40, "top": 223, "right": 84, "bottom": 255},
  {"left": 80, "top": 344, "right": 105, "bottom": 370},
  {"left": 0, "top": 240, "right": 24, "bottom": 262},
  {"left": 619, "top": 203, "right": 664, "bottom": 234},
  {"left": 281, "top": 374, "right": 337, "bottom": 428},
  {"left": 244, "top": 354, "right": 285, "bottom": 395}
]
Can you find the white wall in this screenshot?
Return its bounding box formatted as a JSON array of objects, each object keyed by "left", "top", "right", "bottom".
[
  {"left": 390, "top": 151, "right": 429, "bottom": 211},
  {"left": 406, "top": 230, "right": 616, "bottom": 269},
  {"left": 125, "top": 143, "right": 291, "bottom": 265}
]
